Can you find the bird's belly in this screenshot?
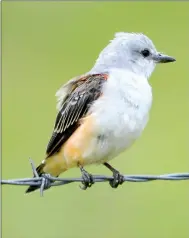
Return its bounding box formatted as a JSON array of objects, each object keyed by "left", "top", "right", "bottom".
[
  {"left": 44, "top": 113, "right": 148, "bottom": 174},
  {"left": 84, "top": 96, "right": 151, "bottom": 164},
  {"left": 80, "top": 112, "right": 149, "bottom": 165}
]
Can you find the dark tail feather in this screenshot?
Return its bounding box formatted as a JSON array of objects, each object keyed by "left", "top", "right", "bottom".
[{"left": 25, "top": 163, "right": 45, "bottom": 194}]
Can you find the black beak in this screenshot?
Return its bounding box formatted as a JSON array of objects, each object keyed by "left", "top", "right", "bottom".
[{"left": 153, "top": 53, "right": 176, "bottom": 63}]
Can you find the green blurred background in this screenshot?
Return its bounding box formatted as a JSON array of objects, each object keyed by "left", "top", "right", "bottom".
[{"left": 2, "top": 2, "right": 188, "bottom": 238}]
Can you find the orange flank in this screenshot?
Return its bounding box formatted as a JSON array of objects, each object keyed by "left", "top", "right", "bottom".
[
  {"left": 63, "top": 115, "right": 96, "bottom": 168},
  {"left": 43, "top": 115, "right": 96, "bottom": 177},
  {"left": 42, "top": 155, "right": 67, "bottom": 177}
]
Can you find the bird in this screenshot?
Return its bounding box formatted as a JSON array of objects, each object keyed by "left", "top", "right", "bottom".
[{"left": 26, "top": 32, "right": 176, "bottom": 193}]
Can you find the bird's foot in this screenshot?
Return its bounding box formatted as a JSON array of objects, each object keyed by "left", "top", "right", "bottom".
[
  {"left": 110, "top": 170, "right": 124, "bottom": 189},
  {"left": 79, "top": 166, "right": 94, "bottom": 190},
  {"left": 104, "top": 162, "right": 124, "bottom": 188}
]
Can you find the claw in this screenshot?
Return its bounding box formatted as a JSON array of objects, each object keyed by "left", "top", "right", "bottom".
[
  {"left": 79, "top": 166, "right": 94, "bottom": 190},
  {"left": 104, "top": 162, "right": 124, "bottom": 189},
  {"left": 110, "top": 170, "right": 124, "bottom": 188}
]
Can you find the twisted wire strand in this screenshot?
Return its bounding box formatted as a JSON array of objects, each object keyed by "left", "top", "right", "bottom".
[{"left": 1, "top": 159, "right": 189, "bottom": 196}]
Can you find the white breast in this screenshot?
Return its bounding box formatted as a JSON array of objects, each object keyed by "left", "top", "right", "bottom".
[{"left": 84, "top": 69, "right": 152, "bottom": 164}]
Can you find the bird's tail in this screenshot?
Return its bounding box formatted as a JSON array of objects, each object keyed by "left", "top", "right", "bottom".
[{"left": 25, "top": 163, "right": 46, "bottom": 194}]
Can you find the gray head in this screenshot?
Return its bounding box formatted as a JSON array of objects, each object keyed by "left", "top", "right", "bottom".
[{"left": 91, "top": 32, "right": 176, "bottom": 79}]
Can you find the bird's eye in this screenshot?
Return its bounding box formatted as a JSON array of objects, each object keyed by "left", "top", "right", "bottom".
[{"left": 141, "top": 49, "right": 150, "bottom": 57}]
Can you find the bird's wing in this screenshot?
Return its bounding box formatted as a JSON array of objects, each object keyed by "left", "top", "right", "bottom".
[{"left": 46, "top": 73, "right": 108, "bottom": 158}]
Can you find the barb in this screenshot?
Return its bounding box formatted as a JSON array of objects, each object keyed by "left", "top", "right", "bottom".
[{"left": 1, "top": 159, "right": 189, "bottom": 196}]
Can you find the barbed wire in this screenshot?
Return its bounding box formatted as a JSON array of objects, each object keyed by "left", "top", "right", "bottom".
[{"left": 1, "top": 159, "right": 189, "bottom": 196}]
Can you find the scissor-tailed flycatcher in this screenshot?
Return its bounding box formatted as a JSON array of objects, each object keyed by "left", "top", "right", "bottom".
[{"left": 26, "top": 32, "right": 175, "bottom": 193}]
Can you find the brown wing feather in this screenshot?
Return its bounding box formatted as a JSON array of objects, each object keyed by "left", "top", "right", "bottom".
[{"left": 46, "top": 73, "right": 108, "bottom": 158}]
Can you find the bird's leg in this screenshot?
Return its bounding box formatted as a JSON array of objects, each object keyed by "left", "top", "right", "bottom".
[
  {"left": 79, "top": 165, "right": 94, "bottom": 190},
  {"left": 104, "top": 162, "right": 124, "bottom": 188}
]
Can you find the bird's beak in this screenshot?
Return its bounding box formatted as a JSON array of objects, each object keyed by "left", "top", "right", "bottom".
[{"left": 153, "top": 53, "right": 176, "bottom": 63}]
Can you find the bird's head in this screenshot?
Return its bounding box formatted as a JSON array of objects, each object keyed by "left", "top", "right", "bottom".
[{"left": 92, "top": 32, "right": 176, "bottom": 79}]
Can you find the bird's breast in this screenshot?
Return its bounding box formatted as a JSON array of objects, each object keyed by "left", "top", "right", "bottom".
[{"left": 89, "top": 70, "right": 152, "bottom": 157}]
